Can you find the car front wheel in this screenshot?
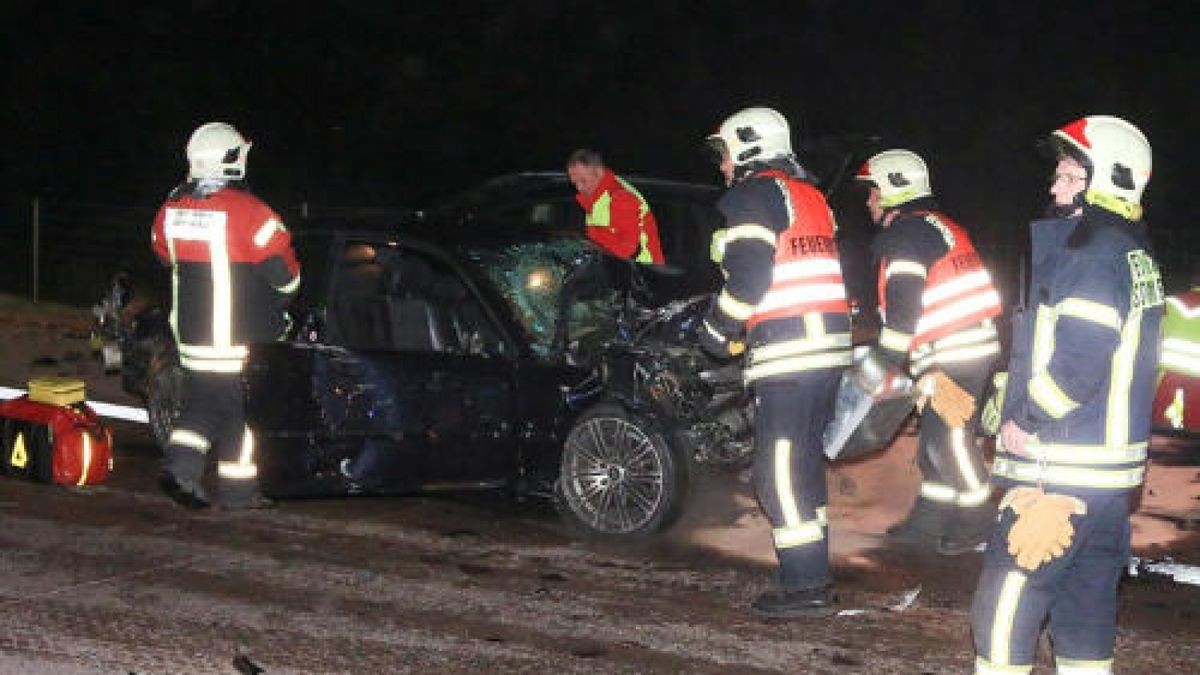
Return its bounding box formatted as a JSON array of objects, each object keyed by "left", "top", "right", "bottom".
[{"left": 555, "top": 404, "right": 689, "bottom": 540}]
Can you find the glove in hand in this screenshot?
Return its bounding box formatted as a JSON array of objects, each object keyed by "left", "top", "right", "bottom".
[
  {"left": 1003, "top": 488, "right": 1086, "bottom": 571},
  {"left": 916, "top": 370, "right": 977, "bottom": 428}
]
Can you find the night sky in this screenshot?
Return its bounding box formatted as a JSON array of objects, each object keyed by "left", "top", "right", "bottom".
[{"left": 3, "top": 1, "right": 1196, "bottom": 286}]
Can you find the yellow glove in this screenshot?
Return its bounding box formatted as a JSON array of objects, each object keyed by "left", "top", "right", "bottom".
[
  {"left": 1004, "top": 488, "right": 1087, "bottom": 571},
  {"left": 728, "top": 340, "right": 745, "bottom": 356},
  {"left": 916, "top": 370, "right": 977, "bottom": 428}
]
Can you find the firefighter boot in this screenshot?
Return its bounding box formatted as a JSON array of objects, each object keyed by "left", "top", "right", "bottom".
[
  {"left": 751, "top": 584, "right": 837, "bottom": 619},
  {"left": 936, "top": 503, "right": 999, "bottom": 556},
  {"left": 159, "top": 447, "right": 210, "bottom": 510},
  {"left": 886, "top": 497, "right": 950, "bottom": 545}
]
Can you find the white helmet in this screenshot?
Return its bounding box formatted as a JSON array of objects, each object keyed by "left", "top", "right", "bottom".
[
  {"left": 1050, "top": 115, "right": 1151, "bottom": 218},
  {"left": 855, "top": 149, "right": 932, "bottom": 208},
  {"left": 186, "top": 122, "right": 252, "bottom": 181},
  {"left": 707, "top": 107, "right": 793, "bottom": 167}
]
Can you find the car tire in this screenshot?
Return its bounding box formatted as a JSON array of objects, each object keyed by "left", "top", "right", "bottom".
[
  {"left": 554, "top": 403, "right": 690, "bottom": 540},
  {"left": 146, "top": 355, "right": 183, "bottom": 449}
]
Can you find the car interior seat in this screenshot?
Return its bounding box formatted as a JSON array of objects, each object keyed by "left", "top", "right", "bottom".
[{"left": 381, "top": 254, "right": 445, "bottom": 352}]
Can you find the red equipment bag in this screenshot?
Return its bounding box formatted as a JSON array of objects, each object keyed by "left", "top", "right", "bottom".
[{"left": 0, "top": 378, "right": 113, "bottom": 486}]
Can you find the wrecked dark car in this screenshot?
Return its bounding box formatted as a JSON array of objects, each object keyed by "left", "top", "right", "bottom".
[{"left": 107, "top": 175, "right": 752, "bottom": 540}]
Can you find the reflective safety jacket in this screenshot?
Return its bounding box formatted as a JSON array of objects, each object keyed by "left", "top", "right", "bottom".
[
  {"left": 151, "top": 182, "right": 301, "bottom": 373},
  {"left": 702, "top": 166, "right": 852, "bottom": 385},
  {"left": 875, "top": 209, "right": 1002, "bottom": 374},
  {"left": 575, "top": 169, "right": 665, "bottom": 264},
  {"left": 1161, "top": 288, "right": 1200, "bottom": 377},
  {"left": 996, "top": 207, "right": 1164, "bottom": 495}
]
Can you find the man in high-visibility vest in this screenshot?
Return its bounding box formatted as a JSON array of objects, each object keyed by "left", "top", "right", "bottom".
[
  {"left": 971, "top": 116, "right": 1162, "bottom": 674},
  {"left": 699, "top": 107, "right": 852, "bottom": 618},
  {"left": 1152, "top": 264, "right": 1200, "bottom": 431},
  {"left": 567, "top": 149, "right": 665, "bottom": 265},
  {"left": 855, "top": 150, "right": 1003, "bottom": 555}
]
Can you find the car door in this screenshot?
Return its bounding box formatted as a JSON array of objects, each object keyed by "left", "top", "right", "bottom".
[{"left": 321, "top": 236, "right": 519, "bottom": 488}]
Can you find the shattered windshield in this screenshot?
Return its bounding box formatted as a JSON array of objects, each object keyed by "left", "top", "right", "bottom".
[{"left": 465, "top": 239, "right": 618, "bottom": 358}]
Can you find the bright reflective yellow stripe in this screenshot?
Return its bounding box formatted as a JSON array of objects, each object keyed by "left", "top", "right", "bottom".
[
  {"left": 179, "top": 344, "right": 249, "bottom": 360},
  {"left": 879, "top": 327, "right": 913, "bottom": 353},
  {"left": 217, "top": 461, "right": 257, "bottom": 479},
  {"left": 253, "top": 218, "right": 284, "bottom": 247},
  {"left": 992, "top": 457, "right": 1144, "bottom": 489},
  {"left": 974, "top": 656, "right": 1032, "bottom": 674},
  {"left": 702, "top": 321, "right": 728, "bottom": 344},
  {"left": 717, "top": 289, "right": 756, "bottom": 321},
  {"left": 770, "top": 438, "right": 827, "bottom": 549},
  {"left": 169, "top": 429, "right": 210, "bottom": 452},
  {"left": 950, "top": 428, "right": 984, "bottom": 492},
  {"left": 723, "top": 223, "right": 776, "bottom": 246},
  {"left": 749, "top": 333, "right": 851, "bottom": 363},
  {"left": 744, "top": 351, "right": 854, "bottom": 381},
  {"left": 278, "top": 273, "right": 301, "bottom": 294},
  {"left": 77, "top": 432, "right": 93, "bottom": 486},
  {"left": 989, "top": 571, "right": 1028, "bottom": 669},
  {"left": 920, "top": 482, "right": 956, "bottom": 503},
  {"left": 1055, "top": 657, "right": 1113, "bottom": 674},
  {"left": 1057, "top": 298, "right": 1121, "bottom": 331},
  {"left": 1086, "top": 188, "right": 1142, "bottom": 221},
  {"left": 1024, "top": 441, "right": 1147, "bottom": 465},
  {"left": 957, "top": 486, "right": 991, "bottom": 507},
  {"left": 1029, "top": 372, "right": 1079, "bottom": 419},
  {"left": 180, "top": 355, "right": 246, "bottom": 373},
  {"left": 1107, "top": 309, "right": 1140, "bottom": 444},
  {"left": 885, "top": 260, "right": 927, "bottom": 279},
  {"left": 586, "top": 191, "right": 611, "bottom": 227},
  {"left": 238, "top": 426, "right": 256, "bottom": 465}
]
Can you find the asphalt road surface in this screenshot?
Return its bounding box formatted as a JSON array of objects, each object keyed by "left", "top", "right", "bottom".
[{"left": 1, "top": 420, "right": 1198, "bottom": 674}]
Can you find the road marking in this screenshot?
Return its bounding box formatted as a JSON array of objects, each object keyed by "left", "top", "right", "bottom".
[{"left": 0, "top": 386, "right": 148, "bottom": 424}]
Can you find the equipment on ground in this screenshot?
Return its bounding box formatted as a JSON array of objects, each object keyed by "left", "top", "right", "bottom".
[{"left": 0, "top": 377, "right": 113, "bottom": 486}]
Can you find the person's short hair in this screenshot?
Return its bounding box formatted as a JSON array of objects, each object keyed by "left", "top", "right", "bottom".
[{"left": 566, "top": 148, "right": 605, "bottom": 169}]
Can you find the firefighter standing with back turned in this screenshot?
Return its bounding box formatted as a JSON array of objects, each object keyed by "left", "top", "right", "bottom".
[
  {"left": 153, "top": 122, "right": 301, "bottom": 510},
  {"left": 699, "top": 107, "right": 852, "bottom": 617},
  {"left": 854, "top": 150, "right": 1004, "bottom": 555},
  {"left": 971, "top": 116, "right": 1162, "bottom": 674}
]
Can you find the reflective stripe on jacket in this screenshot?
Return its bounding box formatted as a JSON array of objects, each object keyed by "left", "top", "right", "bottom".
[
  {"left": 576, "top": 169, "right": 665, "bottom": 264},
  {"left": 996, "top": 210, "right": 1164, "bottom": 495},
  {"left": 152, "top": 184, "right": 300, "bottom": 373},
  {"left": 877, "top": 211, "right": 1002, "bottom": 354},
  {"left": 1161, "top": 288, "right": 1200, "bottom": 377},
  {"left": 702, "top": 167, "right": 851, "bottom": 385}
]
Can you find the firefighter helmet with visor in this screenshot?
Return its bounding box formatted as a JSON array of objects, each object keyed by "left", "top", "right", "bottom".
[
  {"left": 186, "top": 122, "right": 252, "bottom": 181},
  {"left": 855, "top": 149, "right": 933, "bottom": 209}
]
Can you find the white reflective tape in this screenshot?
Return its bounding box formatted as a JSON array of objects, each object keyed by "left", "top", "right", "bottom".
[
  {"left": 278, "top": 273, "right": 301, "bottom": 295},
  {"left": 756, "top": 283, "right": 848, "bottom": 313},
  {"left": 77, "top": 431, "right": 93, "bottom": 487},
  {"left": 885, "top": 260, "right": 927, "bottom": 279},
  {"left": 774, "top": 439, "right": 801, "bottom": 527},
  {"left": 1057, "top": 298, "right": 1121, "bottom": 331},
  {"left": 217, "top": 461, "right": 258, "bottom": 479},
  {"left": 169, "top": 429, "right": 211, "bottom": 451},
  {"left": 1161, "top": 351, "right": 1200, "bottom": 376},
  {"left": 253, "top": 218, "right": 283, "bottom": 247},
  {"left": 238, "top": 426, "right": 255, "bottom": 465},
  {"left": 0, "top": 386, "right": 149, "bottom": 424},
  {"left": 1167, "top": 296, "right": 1200, "bottom": 319},
  {"left": 772, "top": 258, "right": 843, "bottom": 282},
  {"left": 916, "top": 290, "right": 1002, "bottom": 335},
  {"left": 989, "top": 572, "right": 1029, "bottom": 671},
  {"left": 878, "top": 327, "right": 913, "bottom": 353},
  {"left": 992, "top": 457, "right": 1144, "bottom": 489},
  {"left": 748, "top": 333, "right": 851, "bottom": 363},
  {"left": 922, "top": 269, "right": 993, "bottom": 306},
  {"left": 717, "top": 289, "right": 756, "bottom": 321},
  {"left": 1055, "top": 659, "right": 1113, "bottom": 674},
  {"left": 920, "top": 482, "right": 957, "bottom": 503},
  {"left": 1024, "top": 441, "right": 1147, "bottom": 465},
  {"left": 743, "top": 351, "right": 854, "bottom": 381},
  {"left": 179, "top": 344, "right": 249, "bottom": 360},
  {"left": 950, "top": 428, "right": 984, "bottom": 492},
  {"left": 723, "top": 223, "right": 777, "bottom": 246},
  {"left": 957, "top": 486, "right": 992, "bottom": 507},
  {"left": 1029, "top": 373, "right": 1079, "bottom": 419},
  {"left": 1163, "top": 337, "right": 1200, "bottom": 357}
]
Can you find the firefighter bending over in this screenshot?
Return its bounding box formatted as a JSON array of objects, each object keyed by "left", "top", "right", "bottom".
[{"left": 153, "top": 122, "right": 300, "bottom": 510}]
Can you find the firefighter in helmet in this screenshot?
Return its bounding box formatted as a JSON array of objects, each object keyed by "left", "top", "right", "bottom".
[
  {"left": 854, "top": 150, "right": 1003, "bottom": 554},
  {"left": 152, "top": 122, "right": 300, "bottom": 510},
  {"left": 698, "top": 106, "right": 852, "bottom": 617},
  {"left": 971, "top": 116, "right": 1162, "bottom": 674}
]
